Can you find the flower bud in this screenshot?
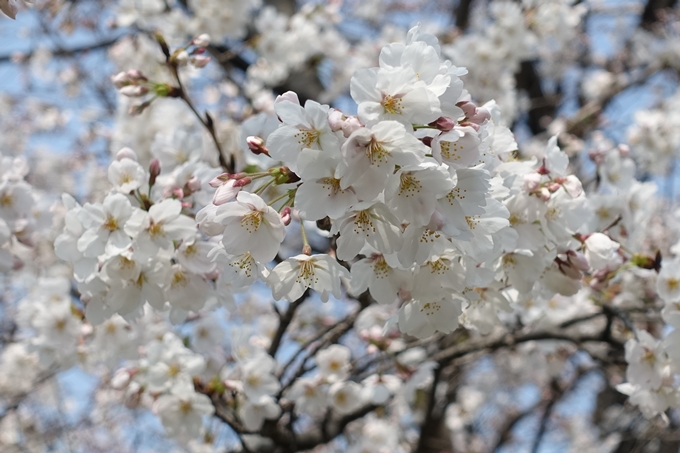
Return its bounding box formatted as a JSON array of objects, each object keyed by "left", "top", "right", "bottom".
[
  {"left": 174, "top": 50, "right": 190, "bottom": 66},
  {"left": 149, "top": 158, "right": 161, "bottom": 186},
  {"left": 119, "top": 85, "right": 148, "bottom": 97},
  {"left": 458, "top": 101, "right": 477, "bottom": 118},
  {"left": 468, "top": 107, "right": 491, "bottom": 124},
  {"left": 280, "top": 207, "right": 292, "bottom": 226},
  {"left": 187, "top": 176, "right": 201, "bottom": 192},
  {"left": 209, "top": 173, "right": 232, "bottom": 188},
  {"left": 191, "top": 55, "right": 211, "bottom": 68},
  {"left": 128, "top": 99, "right": 153, "bottom": 116},
  {"left": 328, "top": 109, "right": 345, "bottom": 132},
  {"left": 171, "top": 187, "right": 184, "bottom": 199},
  {"left": 341, "top": 116, "right": 363, "bottom": 137},
  {"left": 111, "top": 71, "right": 131, "bottom": 88},
  {"left": 538, "top": 187, "right": 551, "bottom": 201},
  {"left": 428, "top": 117, "right": 456, "bottom": 132},
  {"left": 116, "top": 147, "right": 138, "bottom": 161},
  {"left": 246, "top": 136, "right": 270, "bottom": 156},
  {"left": 126, "top": 69, "right": 147, "bottom": 82},
  {"left": 192, "top": 33, "right": 211, "bottom": 48}
]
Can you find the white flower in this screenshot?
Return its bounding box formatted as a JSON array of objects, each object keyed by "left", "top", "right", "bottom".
[
  {"left": 208, "top": 192, "right": 285, "bottom": 262},
  {"left": 77, "top": 193, "right": 133, "bottom": 258},
  {"left": 124, "top": 199, "right": 197, "bottom": 258},
  {"left": 267, "top": 254, "right": 350, "bottom": 302},
  {"left": 156, "top": 383, "right": 214, "bottom": 443},
  {"left": 239, "top": 395, "right": 281, "bottom": 431},
  {"left": 241, "top": 354, "right": 280, "bottom": 400},
  {"left": 315, "top": 345, "right": 351, "bottom": 382},
  {"left": 328, "top": 381, "right": 364, "bottom": 415},
  {"left": 266, "top": 99, "right": 339, "bottom": 169},
  {"left": 584, "top": 233, "right": 619, "bottom": 270},
  {"left": 108, "top": 157, "right": 146, "bottom": 193},
  {"left": 625, "top": 331, "right": 667, "bottom": 390},
  {"left": 398, "top": 295, "right": 463, "bottom": 339},
  {"left": 332, "top": 202, "right": 403, "bottom": 261},
  {"left": 287, "top": 377, "right": 327, "bottom": 416},
  {"left": 338, "top": 121, "right": 427, "bottom": 194},
  {"left": 657, "top": 259, "right": 680, "bottom": 303}
]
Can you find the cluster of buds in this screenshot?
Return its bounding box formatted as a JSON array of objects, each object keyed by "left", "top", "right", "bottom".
[
  {"left": 170, "top": 34, "right": 212, "bottom": 69},
  {"left": 111, "top": 69, "right": 149, "bottom": 97}
]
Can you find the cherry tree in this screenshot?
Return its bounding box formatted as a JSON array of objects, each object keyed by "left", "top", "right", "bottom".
[{"left": 1, "top": 1, "right": 680, "bottom": 452}]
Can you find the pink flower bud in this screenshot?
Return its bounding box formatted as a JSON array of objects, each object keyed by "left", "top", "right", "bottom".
[
  {"left": 428, "top": 117, "right": 456, "bottom": 132},
  {"left": 192, "top": 34, "right": 211, "bottom": 48},
  {"left": 209, "top": 173, "right": 234, "bottom": 188},
  {"left": 246, "top": 136, "right": 270, "bottom": 156},
  {"left": 126, "top": 69, "right": 147, "bottom": 82},
  {"left": 234, "top": 177, "right": 252, "bottom": 187},
  {"left": 119, "top": 85, "right": 148, "bottom": 97},
  {"left": 341, "top": 116, "right": 363, "bottom": 137},
  {"left": 172, "top": 187, "right": 184, "bottom": 198},
  {"left": 468, "top": 107, "right": 491, "bottom": 124},
  {"left": 116, "top": 147, "right": 138, "bottom": 161},
  {"left": 421, "top": 136, "right": 433, "bottom": 147},
  {"left": 149, "top": 158, "right": 161, "bottom": 186},
  {"left": 191, "top": 55, "right": 211, "bottom": 68},
  {"left": 459, "top": 101, "right": 478, "bottom": 118},
  {"left": 280, "top": 207, "right": 292, "bottom": 225},
  {"left": 111, "top": 71, "right": 131, "bottom": 88},
  {"left": 547, "top": 182, "right": 561, "bottom": 192},
  {"left": 275, "top": 91, "right": 300, "bottom": 106},
  {"left": 205, "top": 269, "right": 220, "bottom": 280},
  {"left": 213, "top": 180, "right": 239, "bottom": 205},
  {"left": 328, "top": 109, "right": 345, "bottom": 132},
  {"left": 187, "top": 176, "right": 201, "bottom": 192},
  {"left": 538, "top": 187, "right": 551, "bottom": 201}
]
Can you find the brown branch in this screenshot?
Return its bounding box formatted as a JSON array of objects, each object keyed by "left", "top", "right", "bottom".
[
  {"left": 268, "top": 290, "right": 309, "bottom": 358},
  {"left": 0, "top": 36, "right": 123, "bottom": 63}
]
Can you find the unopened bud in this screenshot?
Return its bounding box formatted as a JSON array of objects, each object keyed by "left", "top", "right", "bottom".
[
  {"left": 111, "top": 71, "right": 131, "bottom": 88},
  {"left": 302, "top": 244, "right": 312, "bottom": 256},
  {"left": 458, "top": 101, "right": 477, "bottom": 118},
  {"left": 128, "top": 99, "right": 153, "bottom": 116},
  {"left": 126, "top": 69, "right": 147, "bottom": 82},
  {"left": 428, "top": 117, "right": 456, "bottom": 132},
  {"left": 172, "top": 187, "right": 185, "bottom": 198},
  {"left": 191, "top": 55, "right": 211, "bottom": 68},
  {"left": 468, "top": 107, "right": 491, "bottom": 124},
  {"left": 538, "top": 187, "right": 551, "bottom": 201},
  {"left": 174, "top": 50, "right": 189, "bottom": 67},
  {"left": 341, "top": 116, "right": 363, "bottom": 137},
  {"left": 280, "top": 207, "right": 292, "bottom": 225},
  {"left": 328, "top": 109, "right": 345, "bottom": 132},
  {"left": 119, "top": 85, "right": 148, "bottom": 97},
  {"left": 116, "top": 147, "right": 138, "bottom": 161},
  {"left": 192, "top": 33, "right": 211, "bottom": 48},
  {"left": 421, "top": 136, "right": 433, "bottom": 147},
  {"left": 186, "top": 176, "right": 201, "bottom": 193},
  {"left": 246, "top": 136, "right": 270, "bottom": 156},
  {"left": 149, "top": 158, "right": 161, "bottom": 186}
]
